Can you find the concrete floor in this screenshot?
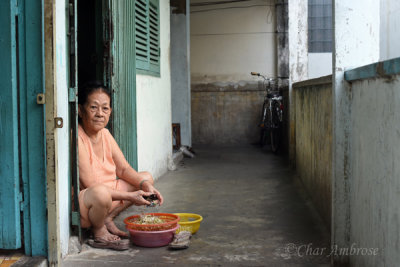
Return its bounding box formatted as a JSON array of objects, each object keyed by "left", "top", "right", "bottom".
[{"left": 63, "top": 145, "right": 331, "bottom": 267}]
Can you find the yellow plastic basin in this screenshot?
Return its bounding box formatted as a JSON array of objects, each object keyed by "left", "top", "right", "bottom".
[{"left": 174, "top": 213, "right": 203, "bottom": 234}]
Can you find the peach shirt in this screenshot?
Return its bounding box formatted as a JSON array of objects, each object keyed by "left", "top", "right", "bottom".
[{"left": 78, "top": 124, "right": 129, "bottom": 191}]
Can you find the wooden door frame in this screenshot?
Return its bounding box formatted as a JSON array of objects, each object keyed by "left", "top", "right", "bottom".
[{"left": 44, "top": 0, "right": 61, "bottom": 265}]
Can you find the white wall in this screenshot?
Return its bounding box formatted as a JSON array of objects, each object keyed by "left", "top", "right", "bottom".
[
  {"left": 55, "top": 0, "right": 70, "bottom": 257},
  {"left": 308, "top": 53, "right": 332, "bottom": 79},
  {"left": 191, "top": 0, "right": 276, "bottom": 83},
  {"left": 137, "top": 0, "right": 172, "bottom": 179},
  {"left": 380, "top": 0, "right": 400, "bottom": 60}
]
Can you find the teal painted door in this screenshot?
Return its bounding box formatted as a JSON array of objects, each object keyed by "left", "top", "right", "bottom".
[
  {"left": 0, "top": 0, "right": 47, "bottom": 255},
  {"left": 110, "top": 0, "right": 138, "bottom": 169},
  {"left": 18, "top": 0, "right": 47, "bottom": 256},
  {"left": 0, "top": 0, "right": 21, "bottom": 249}
]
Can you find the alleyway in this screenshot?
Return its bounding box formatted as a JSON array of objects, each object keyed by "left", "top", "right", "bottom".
[{"left": 63, "top": 145, "right": 330, "bottom": 266}]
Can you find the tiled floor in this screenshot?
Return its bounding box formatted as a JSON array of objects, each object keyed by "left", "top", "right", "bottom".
[{"left": 0, "top": 255, "right": 22, "bottom": 267}]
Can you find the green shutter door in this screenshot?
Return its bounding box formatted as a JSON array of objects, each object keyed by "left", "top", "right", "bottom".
[{"left": 111, "top": 0, "right": 138, "bottom": 169}]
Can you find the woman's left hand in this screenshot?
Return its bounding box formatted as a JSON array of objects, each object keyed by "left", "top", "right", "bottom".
[{"left": 141, "top": 182, "right": 164, "bottom": 205}]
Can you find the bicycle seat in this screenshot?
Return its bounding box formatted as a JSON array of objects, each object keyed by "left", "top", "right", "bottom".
[{"left": 267, "top": 92, "right": 280, "bottom": 98}]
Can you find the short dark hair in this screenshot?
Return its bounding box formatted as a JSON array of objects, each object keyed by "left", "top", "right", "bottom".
[{"left": 78, "top": 81, "right": 112, "bottom": 106}]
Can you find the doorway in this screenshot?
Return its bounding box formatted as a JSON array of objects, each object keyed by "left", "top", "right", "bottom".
[
  {"left": 77, "top": 0, "right": 105, "bottom": 85},
  {"left": 70, "top": 0, "right": 109, "bottom": 239},
  {"left": 71, "top": 5, "right": 138, "bottom": 235}
]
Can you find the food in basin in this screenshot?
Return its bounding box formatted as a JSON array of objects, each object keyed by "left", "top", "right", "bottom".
[{"left": 124, "top": 213, "right": 180, "bottom": 247}]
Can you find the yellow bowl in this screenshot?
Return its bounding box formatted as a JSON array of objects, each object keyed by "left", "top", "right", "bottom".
[{"left": 174, "top": 213, "right": 203, "bottom": 234}]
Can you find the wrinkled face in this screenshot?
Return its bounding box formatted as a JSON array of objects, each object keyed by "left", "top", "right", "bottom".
[{"left": 78, "top": 90, "right": 112, "bottom": 133}]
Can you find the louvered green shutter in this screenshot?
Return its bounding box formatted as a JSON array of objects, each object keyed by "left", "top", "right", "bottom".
[
  {"left": 135, "top": 0, "right": 149, "bottom": 69},
  {"left": 135, "top": 0, "right": 160, "bottom": 75},
  {"left": 148, "top": 0, "right": 159, "bottom": 73}
]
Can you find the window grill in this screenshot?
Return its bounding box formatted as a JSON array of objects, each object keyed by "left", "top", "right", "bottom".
[{"left": 308, "top": 0, "right": 332, "bottom": 53}]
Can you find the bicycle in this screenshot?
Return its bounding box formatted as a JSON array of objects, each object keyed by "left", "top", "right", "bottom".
[{"left": 251, "top": 72, "right": 284, "bottom": 153}]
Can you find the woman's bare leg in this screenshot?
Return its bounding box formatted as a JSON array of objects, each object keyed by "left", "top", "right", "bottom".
[
  {"left": 104, "top": 201, "right": 132, "bottom": 237},
  {"left": 84, "top": 184, "right": 119, "bottom": 241},
  {"left": 105, "top": 181, "right": 136, "bottom": 237}
]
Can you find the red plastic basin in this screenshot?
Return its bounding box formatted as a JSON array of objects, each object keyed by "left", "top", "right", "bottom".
[{"left": 127, "top": 224, "right": 179, "bottom": 248}]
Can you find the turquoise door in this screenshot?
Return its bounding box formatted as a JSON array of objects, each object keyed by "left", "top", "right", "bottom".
[{"left": 0, "top": 0, "right": 47, "bottom": 255}]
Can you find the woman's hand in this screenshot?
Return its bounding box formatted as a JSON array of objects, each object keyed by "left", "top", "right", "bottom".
[
  {"left": 141, "top": 182, "right": 164, "bottom": 205},
  {"left": 127, "top": 190, "right": 154, "bottom": 206}
]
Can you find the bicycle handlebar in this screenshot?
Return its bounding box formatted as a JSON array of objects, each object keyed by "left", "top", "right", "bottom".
[{"left": 250, "top": 72, "right": 289, "bottom": 80}]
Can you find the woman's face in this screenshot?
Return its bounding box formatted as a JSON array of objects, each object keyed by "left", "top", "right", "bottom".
[{"left": 79, "top": 90, "right": 112, "bottom": 134}]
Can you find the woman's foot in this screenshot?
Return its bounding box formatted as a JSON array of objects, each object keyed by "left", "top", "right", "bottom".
[
  {"left": 105, "top": 218, "right": 128, "bottom": 237},
  {"left": 88, "top": 226, "right": 130, "bottom": 251},
  {"left": 93, "top": 225, "right": 120, "bottom": 241}
]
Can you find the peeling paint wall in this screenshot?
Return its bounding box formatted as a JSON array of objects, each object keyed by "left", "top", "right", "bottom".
[
  {"left": 288, "top": 0, "right": 308, "bottom": 83},
  {"left": 349, "top": 73, "right": 400, "bottom": 267},
  {"left": 293, "top": 76, "right": 332, "bottom": 228},
  {"left": 191, "top": 82, "right": 264, "bottom": 144},
  {"left": 190, "top": 0, "right": 276, "bottom": 144},
  {"left": 276, "top": 0, "right": 289, "bottom": 79},
  {"left": 332, "top": 1, "right": 380, "bottom": 265},
  {"left": 288, "top": 0, "right": 308, "bottom": 164}
]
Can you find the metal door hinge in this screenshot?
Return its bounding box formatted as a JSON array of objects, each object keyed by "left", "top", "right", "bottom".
[
  {"left": 37, "top": 93, "right": 45, "bottom": 104},
  {"left": 55, "top": 117, "right": 64, "bottom": 128},
  {"left": 69, "top": 87, "right": 77, "bottom": 102}
]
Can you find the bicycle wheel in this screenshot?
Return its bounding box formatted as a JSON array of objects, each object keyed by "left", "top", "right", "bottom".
[
  {"left": 259, "top": 102, "right": 268, "bottom": 147},
  {"left": 260, "top": 128, "right": 268, "bottom": 147},
  {"left": 270, "top": 128, "right": 280, "bottom": 153},
  {"left": 270, "top": 102, "right": 281, "bottom": 153}
]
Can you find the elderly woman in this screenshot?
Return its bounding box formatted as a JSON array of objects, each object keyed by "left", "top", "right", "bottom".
[{"left": 77, "top": 81, "right": 163, "bottom": 250}]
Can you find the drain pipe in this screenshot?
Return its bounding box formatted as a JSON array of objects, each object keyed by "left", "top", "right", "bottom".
[{"left": 275, "top": 0, "right": 289, "bottom": 154}]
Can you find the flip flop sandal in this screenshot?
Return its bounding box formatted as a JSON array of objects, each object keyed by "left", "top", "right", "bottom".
[
  {"left": 169, "top": 231, "right": 192, "bottom": 250},
  {"left": 87, "top": 238, "right": 130, "bottom": 251}
]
